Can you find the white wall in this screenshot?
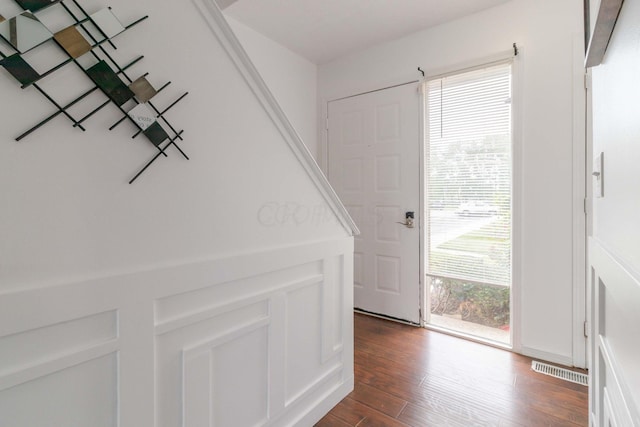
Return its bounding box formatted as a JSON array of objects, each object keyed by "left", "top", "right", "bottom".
[
  {"left": 0, "top": 0, "right": 353, "bottom": 425},
  {"left": 227, "top": 17, "right": 318, "bottom": 157},
  {"left": 318, "top": 0, "right": 584, "bottom": 364},
  {"left": 591, "top": 4, "right": 640, "bottom": 272},
  {"left": 0, "top": 0, "right": 344, "bottom": 291},
  {"left": 589, "top": 0, "right": 640, "bottom": 424}
]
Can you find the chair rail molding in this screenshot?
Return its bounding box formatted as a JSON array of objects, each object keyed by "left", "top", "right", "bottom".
[{"left": 0, "top": 238, "right": 355, "bottom": 426}]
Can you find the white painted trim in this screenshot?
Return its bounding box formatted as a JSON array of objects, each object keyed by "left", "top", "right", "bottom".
[
  {"left": 421, "top": 50, "right": 522, "bottom": 350},
  {"left": 0, "top": 238, "right": 354, "bottom": 333},
  {"left": 520, "top": 346, "right": 574, "bottom": 367},
  {"left": 328, "top": 80, "right": 420, "bottom": 103},
  {"left": 599, "top": 335, "right": 637, "bottom": 426},
  {"left": 0, "top": 340, "right": 119, "bottom": 391},
  {"left": 325, "top": 75, "right": 423, "bottom": 106},
  {"left": 421, "top": 48, "right": 516, "bottom": 82},
  {"left": 418, "top": 82, "right": 427, "bottom": 326},
  {"left": 510, "top": 47, "right": 524, "bottom": 355},
  {"left": 182, "top": 316, "right": 270, "bottom": 356},
  {"left": 585, "top": 51, "right": 595, "bottom": 412},
  {"left": 425, "top": 324, "right": 511, "bottom": 352},
  {"left": 155, "top": 275, "right": 323, "bottom": 335},
  {"left": 288, "top": 376, "right": 354, "bottom": 427},
  {"left": 319, "top": 96, "right": 330, "bottom": 175},
  {"left": 571, "top": 32, "right": 588, "bottom": 369},
  {"left": 215, "top": 0, "right": 239, "bottom": 9},
  {"left": 190, "top": 0, "right": 359, "bottom": 237},
  {"left": 585, "top": 66, "right": 595, "bottom": 375},
  {"left": 284, "top": 361, "right": 342, "bottom": 408},
  {"left": 0, "top": 237, "right": 354, "bottom": 426},
  {"left": 589, "top": 237, "right": 640, "bottom": 426}
]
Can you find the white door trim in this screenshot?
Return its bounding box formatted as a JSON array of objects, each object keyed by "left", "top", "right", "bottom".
[
  {"left": 572, "top": 31, "right": 588, "bottom": 369},
  {"left": 420, "top": 51, "right": 521, "bottom": 351},
  {"left": 511, "top": 49, "right": 524, "bottom": 354}
]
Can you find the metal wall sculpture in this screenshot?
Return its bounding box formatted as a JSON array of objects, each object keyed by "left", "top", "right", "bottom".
[{"left": 0, "top": 0, "right": 189, "bottom": 183}]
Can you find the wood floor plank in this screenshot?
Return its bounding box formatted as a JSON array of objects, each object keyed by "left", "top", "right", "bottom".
[
  {"left": 314, "top": 413, "right": 353, "bottom": 427},
  {"left": 354, "top": 363, "right": 428, "bottom": 404},
  {"left": 355, "top": 350, "right": 427, "bottom": 385},
  {"left": 514, "top": 382, "right": 589, "bottom": 425},
  {"left": 350, "top": 382, "right": 408, "bottom": 418},
  {"left": 398, "top": 401, "right": 497, "bottom": 427},
  {"left": 325, "top": 398, "right": 366, "bottom": 426},
  {"left": 316, "top": 314, "right": 588, "bottom": 427},
  {"left": 330, "top": 397, "right": 411, "bottom": 427},
  {"left": 498, "top": 406, "right": 587, "bottom": 427}
]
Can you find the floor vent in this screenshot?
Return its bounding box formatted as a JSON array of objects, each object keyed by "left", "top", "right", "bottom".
[{"left": 531, "top": 361, "right": 588, "bottom": 386}]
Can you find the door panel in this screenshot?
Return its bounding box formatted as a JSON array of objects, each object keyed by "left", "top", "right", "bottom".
[{"left": 328, "top": 83, "right": 420, "bottom": 323}]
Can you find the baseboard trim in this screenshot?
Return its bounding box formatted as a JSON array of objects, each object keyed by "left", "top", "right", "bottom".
[
  {"left": 293, "top": 376, "right": 354, "bottom": 427},
  {"left": 354, "top": 308, "right": 420, "bottom": 326},
  {"left": 521, "top": 346, "right": 574, "bottom": 367}
]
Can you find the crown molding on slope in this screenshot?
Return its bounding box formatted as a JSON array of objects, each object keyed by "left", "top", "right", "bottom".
[
  {"left": 191, "top": 0, "right": 360, "bottom": 237},
  {"left": 215, "top": 0, "right": 239, "bottom": 9}
]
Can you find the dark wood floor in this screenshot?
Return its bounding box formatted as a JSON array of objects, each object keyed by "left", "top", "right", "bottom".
[{"left": 316, "top": 313, "right": 588, "bottom": 427}]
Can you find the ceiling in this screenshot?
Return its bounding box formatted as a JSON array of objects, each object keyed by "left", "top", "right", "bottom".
[{"left": 221, "top": 0, "right": 512, "bottom": 64}]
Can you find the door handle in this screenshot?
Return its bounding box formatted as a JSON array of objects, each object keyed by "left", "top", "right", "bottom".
[{"left": 396, "top": 211, "right": 415, "bottom": 228}]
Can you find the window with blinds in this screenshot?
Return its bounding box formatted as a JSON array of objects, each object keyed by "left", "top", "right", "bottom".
[{"left": 425, "top": 61, "right": 512, "bottom": 287}]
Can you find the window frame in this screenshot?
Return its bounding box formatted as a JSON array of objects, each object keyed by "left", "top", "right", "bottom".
[{"left": 418, "top": 51, "right": 523, "bottom": 351}]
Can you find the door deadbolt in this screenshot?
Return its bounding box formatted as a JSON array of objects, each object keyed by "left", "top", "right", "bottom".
[{"left": 397, "top": 211, "right": 415, "bottom": 228}]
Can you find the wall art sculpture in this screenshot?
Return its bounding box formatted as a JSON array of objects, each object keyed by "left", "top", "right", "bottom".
[{"left": 0, "top": 0, "right": 189, "bottom": 183}]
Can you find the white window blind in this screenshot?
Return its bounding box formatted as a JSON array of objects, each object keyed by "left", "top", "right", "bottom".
[{"left": 425, "top": 61, "right": 512, "bottom": 286}]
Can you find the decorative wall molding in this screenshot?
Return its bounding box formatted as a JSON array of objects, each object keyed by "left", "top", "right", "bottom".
[
  {"left": 589, "top": 238, "right": 640, "bottom": 426},
  {"left": 0, "top": 238, "right": 354, "bottom": 426}
]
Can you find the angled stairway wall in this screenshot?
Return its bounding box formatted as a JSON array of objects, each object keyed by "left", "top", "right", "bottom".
[{"left": 0, "top": 0, "right": 356, "bottom": 425}]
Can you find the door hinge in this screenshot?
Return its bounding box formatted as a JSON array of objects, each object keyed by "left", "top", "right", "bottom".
[
  {"left": 584, "top": 72, "right": 591, "bottom": 90},
  {"left": 325, "top": 117, "right": 329, "bottom": 130},
  {"left": 584, "top": 320, "right": 589, "bottom": 338},
  {"left": 584, "top": 198, "right": 589, "bottom": 216}
]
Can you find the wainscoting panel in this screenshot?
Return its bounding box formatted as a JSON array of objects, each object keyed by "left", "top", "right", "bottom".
[
  {"left": 0, "top": 353, "right": 118, "bottom": 427},
  {"left": 589, "top": 239, "right": 640, "bottom": 426},
  {"left": 0, "top": 310, "right": 117, "bottom": 382},
  {"left": 0, "top": 237, "right": 354, "bottom": 427},
  {"left": 155, "top": 300, "right": 270, "bottom": 427},
  {"left": 180, "top": 323, "right": 270, "bottom": 427},
  {"left": 285, "top": 279, "right": 336, "bottom": 406}
]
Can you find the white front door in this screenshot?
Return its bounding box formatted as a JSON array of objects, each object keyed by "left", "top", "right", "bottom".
[{"left": 327, "top": 83, "right": 420, "bottom": 323}]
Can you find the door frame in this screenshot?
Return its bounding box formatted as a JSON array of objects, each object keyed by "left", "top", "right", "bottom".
[
  {"left": 320, "top": 45, "right": 588, "bottom": 364},
  {"left": 572, "top": 32, "right": 588, "bottom": 369}
]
